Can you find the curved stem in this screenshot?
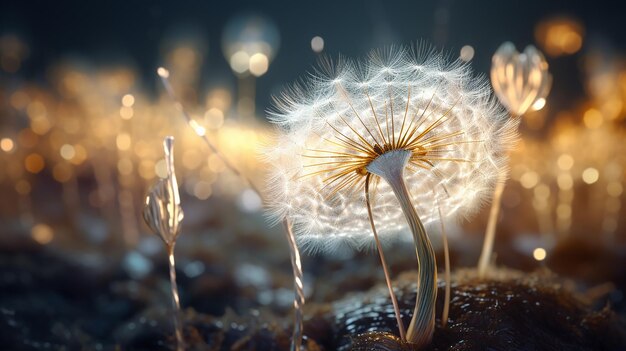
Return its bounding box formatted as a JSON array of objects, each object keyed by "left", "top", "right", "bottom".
[
  {"left": 367, "top": 150, "right": 437, "bottom": 347},
  {"left": 282, "top": 218, "right": 305, "bottom": 351},
  {"left": 477, "top": 172, "right": 507, "bottom": 278},
  {"left": 365, "top": 174, "right": 407, "bottom": 342},
  {"left": 437, "top": 204, "right": 451, "bottom": 328},
  {"left": 167, "top": 245, "right": 184, "bottom": 351}
]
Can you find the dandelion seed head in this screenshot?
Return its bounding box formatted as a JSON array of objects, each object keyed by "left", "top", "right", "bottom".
[{"left": 265, "top": 46, "right": 517, "bottom": 253}]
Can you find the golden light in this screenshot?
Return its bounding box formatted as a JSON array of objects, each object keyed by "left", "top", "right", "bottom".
[
  {"left": 557, "top": 173, "right": 574, "bottom": 190},
  {"left": 581, "top": 167, "right": 599, "bottom": 184},
  {"left": 459, "top": 45, "right": 475, "bottom": 62},
  {"left": 182, "top": 150, "right": 202, "bottom": 170},
  {"left": 31, "top": 224, "right": 54, "bottom": 245},
  {"left": 120, "top": 106, "right": 134, "bottom": 120},
  {"left": 206, "top": 88, "right": 232, "bottom": 111},
  {"left": 26, "top": 100, "right": 46, "bottom": 119},
  {"left": 59, "top": 144, "right": 76, "bottom": 160},
  {"left": 189, "top": 119, "right": 206, "bottom": 136},
  {"left": 531, "top": 98, "right": 546, "bottom": 111},
  {"left": 10, "top": 90, "right": 29, "bottom": 110},
  {"left": 122, "top": 94, "right": 135, "bottom": 107},
  {"left": 533, "top": 247, "right": 547, "bottom": 261},
  {"left": 249, "top": 53, "right": 269, "bottom": 77},
  {"left": 63, "top": 117, "right": 81, "bottom": 134},
  {"left": 116, "top": 133, "right": 132, "bottom": 150},
  {"left": 193, "top": 181, "right": 212, "bottom": 200},
  {"left": 557, "top": 154, "right": 574, "bottom": 171},
  {"left": 535, "top": 17, "right": 584, "bottom": 57},
  {"left": 534, "top": 184, "right": 551, "bottom": 199},
  {"left": 606, "top": 197, "right": 621, "bottom": 212},
  {"left": 69, "top": 144, "right": 87, "bottom": 165},
  {"left": 607, "top": 181, "right": 623, "bottom": 197},
  {"left": 25, "top": 153, "right": 45, "bottom": 174},
  {"left": 52, "top": 163, "right": 72, "bottom": 182},
  {"left": 556, "top": 204, "right": 572, "bottom": 218},
  {"left": 138, "top": 160, "right": 156, "bottom": 180},
  {"left": 171, "top": 46, "right": 198, "bottom": 68},
  {"left": 520, "top": 171, "right": 539, "bottom": 189},
  {"left": 0, "top": 137, "right": 15, "bottom": 152},
  {"left": 204, "top": 108, "right": 224, "bottom": 129},
  {"left": 117, "top": 158, "right": 133, "bottom": 175},
  {"left": 134, "top": 141, "right": 151, "bottom": 158},
  {"left": 208, "top": 154, "right": 226, "bottom": 173},
  {"left": 229, "top": 50, "right": 250, "bottom": 74},
  {"left": 155, "top": 159, "right": 167, "bottom": 179},
  {"left": 30, "top": 116, "right": 52, "bottom": 135},
  {"left": 583, "top": 108, "right": 603, "bottom": 129}
]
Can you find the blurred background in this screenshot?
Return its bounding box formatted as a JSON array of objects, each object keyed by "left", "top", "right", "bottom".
[{"left": 0, "top": 0, "right": 625, "bottom": 348}]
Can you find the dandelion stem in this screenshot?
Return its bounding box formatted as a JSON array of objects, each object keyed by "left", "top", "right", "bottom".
[
  {"left": 367, "top": 150, "right": 436, "bottom": 347},
  {"left": 477, "top": 171, "right": 507, "bottom": 278},
  {"left": 167, "top": 244, "right": 184, "bottom": 351},
  {"left": 283, "top": 218, "right": 305, "bottom": 351},
  {"left": 365, "top": 174, "right": 407, "bottom": 342},
  {"left": 437, "top": 203, "right": 451, "bottom": 328}
]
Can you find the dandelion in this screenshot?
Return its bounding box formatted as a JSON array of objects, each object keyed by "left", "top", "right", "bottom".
[
  {"left": 266, "top": 46, "right": 517, "bottom": 347},
  {"left": 143, "top": 136, "right": 185, "bottom": 351}
]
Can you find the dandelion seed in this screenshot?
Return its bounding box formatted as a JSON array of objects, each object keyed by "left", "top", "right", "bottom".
[{"left": 266, "top": 46, "right": 517, "bottom": 347}]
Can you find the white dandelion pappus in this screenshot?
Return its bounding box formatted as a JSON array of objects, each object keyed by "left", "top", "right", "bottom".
[
  {"left": 266, "top": 47, "right": 516, "bottom": 252},
  {"left": 265, "top": 46, "right": 518, "bottom": 346}
]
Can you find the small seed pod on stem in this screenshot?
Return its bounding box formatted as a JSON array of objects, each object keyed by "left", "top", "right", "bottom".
[
  {"left": 478, "top": 42, "right": 550, "bottom": 278},
  {"left": 157, "top": 68, "right": 305, "bottom": 351},
  {"left": 143, "top": 136, "right": 185, "bottom": 351}
]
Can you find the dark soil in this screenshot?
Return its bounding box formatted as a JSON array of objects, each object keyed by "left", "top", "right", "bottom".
[{"left": 1, "top": 241, "right": 624, "bottom": 351}]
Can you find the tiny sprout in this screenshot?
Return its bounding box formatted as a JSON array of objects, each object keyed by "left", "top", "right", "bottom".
[{"left": 143, "top": 136, "right": 185, "bottom": 351}]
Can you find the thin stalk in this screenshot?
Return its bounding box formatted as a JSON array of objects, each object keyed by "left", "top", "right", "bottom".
[
  {"left": 157, "top": 68, "right": 260, "bottom": 195},
  {"left": 437, "top": 203, "right": 451, "bottom": 327},
  {"left": 167, "top": 244, "right": 184, "bottom": 351},
  {"left": 282, "top": 218, "right": 305, "bottom": 351},
  {"left": 367, "top": 150, "right": 437, "bottom": 347},
  {"left": 364, "top": 174, "right": 407, "bottom": 342},
  {"left": 477, "top": 171, "right": 507, "bottom": 278}
]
